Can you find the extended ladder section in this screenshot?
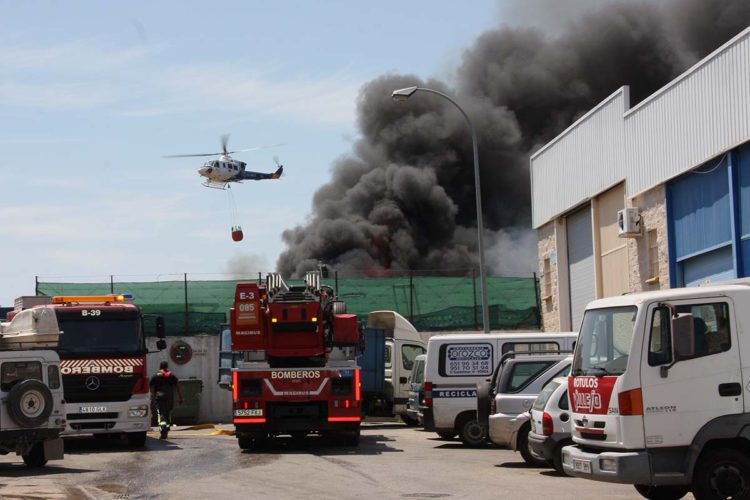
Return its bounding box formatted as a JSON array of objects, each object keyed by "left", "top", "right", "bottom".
[{"left": 230, "top": 273, "right": 361, "bottom": 366}]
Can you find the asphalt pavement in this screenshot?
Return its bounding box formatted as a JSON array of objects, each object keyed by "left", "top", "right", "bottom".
[{"left": 0, "top": 423, "right": 692, "bottom": 499}]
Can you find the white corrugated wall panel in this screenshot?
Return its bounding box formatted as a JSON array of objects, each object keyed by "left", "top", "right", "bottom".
[
  {"left": 531, "top": 88, "right": 628, "bottom": 228},
  {"left": 626, "top": 30, "right": 750, "bottom": 196}
]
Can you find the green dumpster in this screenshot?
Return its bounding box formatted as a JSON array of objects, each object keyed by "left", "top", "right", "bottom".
[{"left": 171, "top": 378, "right": 204, "bottom": 424}]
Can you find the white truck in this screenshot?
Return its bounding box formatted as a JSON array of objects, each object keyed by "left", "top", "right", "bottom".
[
  {"left": 0, "top": 307, "right": 66, "bottom": 467},
  {"left": 562, "top": 283, "right": 750, "bottom": 500}
]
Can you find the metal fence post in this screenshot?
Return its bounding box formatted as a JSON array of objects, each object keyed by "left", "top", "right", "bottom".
[
  {"left": 472, "top": 268, "right": 478, "bottom": 330},
  {"left": 184, "top": 273, "right": 189, "bottom": 335},
  {"left": 409, "top": 272, "right": 414, "bottom": 324}
]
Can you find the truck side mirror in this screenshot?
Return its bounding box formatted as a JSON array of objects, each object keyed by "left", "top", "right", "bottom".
[
  {"left": 156, "top": 316, "right": 166, "bottom": 339},
  {"left": 156, "top": 339, "right": 167, "bottom": 351},
  {"left": 671, "top": 312, "right": 695, "bottom": 361}
]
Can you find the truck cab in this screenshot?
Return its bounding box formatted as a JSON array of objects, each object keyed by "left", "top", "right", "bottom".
[
  {"left": 563, "top": 284, "right": 750, "bottom": 500},
  {"left": 363, "top": 311, "right": 426, "bottom": 423}
]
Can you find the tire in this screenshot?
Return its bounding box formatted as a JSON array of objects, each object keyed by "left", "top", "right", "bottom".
[
  {"left": 238, "top": 436, "right": 254, "bottom": 450},
  {"left": 7, "top": 380, "right": 53, "bottom": 428},
  {"left": 126, "top": 432, "right": 147, "bottom": 448},
  {"left": 693, "top": 448, "right": 750, "bottom": 500},
  {"left": 458, "top": 414, "right": 487, "bottom": 448},
  {"left": 518, "top": 424, "right": 547, "bottom": 467},
  {"left": 634, "top": 484, "right": 689, "bottom": 500},
  {"left": 437, "top": 431, "right": 456, "bottom": 440},
  {"left": 343, "top": 429, "right": 360, "bottom": 446},
  {"left": 401, "top": 415, "right": 419, "bottom": 427},
  {"left": 22, "top": 443, "right": 47, "bottom": 468},
  {"left": 551, "top": 442, "right": 570, "bottom": 474}
]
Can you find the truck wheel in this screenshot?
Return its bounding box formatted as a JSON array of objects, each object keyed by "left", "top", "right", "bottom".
[
  {"left": 343, "top": 429, "right": 360, "bottom": 446},
  {"left": 238, "top": 436, "right": 254, "bottom": 450},
  {"left": 634, "top": 485, "right": 689, "bottom": 500},
  {"left": 693, "top": 448, "right": 750, "bottom": 500},
  {"left": 437, "top": 431, "right": 456, "bottom": 440},
  {"left": 126, "top": 432, "right": 147, "bottom": 448},
  {"left": 401, "top": 415, "right": 419, "bottom": 427},
  {"left": 7, "top": 380, "right": 53, "bottom": 428},
  {"left": 22, "top": 443, "right": 47, "bottom": 468},
  {"left": 518, "top": 424, "right": 547, "bottom": 467},
  {"left": 458, "top": 414, "right": 486, "bottom": 448}
]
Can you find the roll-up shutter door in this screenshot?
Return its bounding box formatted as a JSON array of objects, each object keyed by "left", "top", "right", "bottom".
[
  {"left": 669, "top": 156, "right": 733, "bottom": 286},
  {"left": 567, "top": 205, "right": 595, "bottom": 330}
]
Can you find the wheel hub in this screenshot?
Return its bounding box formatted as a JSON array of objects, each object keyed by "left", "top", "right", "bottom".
[{"left": 710, "top": 463, "right": 747, "bottom": 498}]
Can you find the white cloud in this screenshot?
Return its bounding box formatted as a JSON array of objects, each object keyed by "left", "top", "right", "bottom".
[{"left": 0, "top": 40, "right": 361, "bottom": 125}]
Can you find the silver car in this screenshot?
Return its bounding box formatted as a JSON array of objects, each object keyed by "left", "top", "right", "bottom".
[
  {"left": 405, "top": 354, "right": 427, "bottom": 426},
  {"left": 487, "top": 355, "right": 572, "bottom": 466}
]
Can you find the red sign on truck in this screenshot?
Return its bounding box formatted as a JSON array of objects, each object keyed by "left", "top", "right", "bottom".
[{"left": 568, "top": 376, "right": 617, "bottom": 414}]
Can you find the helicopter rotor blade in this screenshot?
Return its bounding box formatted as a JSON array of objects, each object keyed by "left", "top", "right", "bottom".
[
  {"left": 163, "top": 152, "right": 222, "bottom": 158},
  {"left": 227, "top": 143, "right": 285, "bottom": 155}
]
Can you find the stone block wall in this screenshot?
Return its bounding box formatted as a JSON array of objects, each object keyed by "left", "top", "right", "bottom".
[
  {"left": 537, "top": 222, "right": 560, "bottom": 332},
  {"left": 626, "top": 184, "right": 670, "bottom": 292}
]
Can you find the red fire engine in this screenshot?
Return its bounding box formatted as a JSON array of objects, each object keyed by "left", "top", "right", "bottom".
[{"left": 229, "top": 271, "right": 362, "bottom": 448}]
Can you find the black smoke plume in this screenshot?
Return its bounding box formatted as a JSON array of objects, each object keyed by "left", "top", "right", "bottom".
[{"left": 277, "top": 0, "right": 750, "bottom": 278}]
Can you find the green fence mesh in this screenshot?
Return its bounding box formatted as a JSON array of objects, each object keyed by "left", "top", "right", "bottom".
[{"left": 36, "top": 275, "right": 540, "bottom": 335}]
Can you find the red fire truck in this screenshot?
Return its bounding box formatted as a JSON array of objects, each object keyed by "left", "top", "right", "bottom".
[
  {"left": 229, "top": 272, "right": 362, "bottom": 449},
  {"left": 13, "top": 295, "right": 166, "bottom": 447}
]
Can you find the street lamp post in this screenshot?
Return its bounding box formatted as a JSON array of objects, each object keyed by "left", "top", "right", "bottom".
[{"left": 392, "top": 86, "right": 490, "bottom": 333}]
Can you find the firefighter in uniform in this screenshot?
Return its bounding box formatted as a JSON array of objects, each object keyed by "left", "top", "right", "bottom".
[{"left": 150, "top": 361, "right": 184, "bottom": 439}]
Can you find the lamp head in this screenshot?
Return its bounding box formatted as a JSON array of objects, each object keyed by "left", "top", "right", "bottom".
[{"left": 391, "top": 86, "right": 419, "bottom": 102}]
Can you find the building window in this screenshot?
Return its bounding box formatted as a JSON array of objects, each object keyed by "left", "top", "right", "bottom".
[
  {"left": 542, "top": 257, "right": 552, "bottom": 300},
  {"left": 648, "top": 229, "right": 659, "bottom": 282}
]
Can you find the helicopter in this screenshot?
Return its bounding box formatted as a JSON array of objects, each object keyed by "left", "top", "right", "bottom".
[{"left": 164, "top": 134, "right": 283, "bottom": 189}]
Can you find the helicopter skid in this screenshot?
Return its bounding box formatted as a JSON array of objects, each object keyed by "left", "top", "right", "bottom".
[{"left": 202, "top": 180, "right": 230, "bottom": 190}]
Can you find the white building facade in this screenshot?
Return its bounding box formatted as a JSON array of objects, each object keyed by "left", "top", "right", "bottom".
[{"left": 531, "top": 27, "right": 750, "bottom": 332}]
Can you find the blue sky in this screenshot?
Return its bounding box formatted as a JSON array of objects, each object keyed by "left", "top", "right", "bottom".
[{"left": 2, "top": 0, "right": 608, "bottom": 305}]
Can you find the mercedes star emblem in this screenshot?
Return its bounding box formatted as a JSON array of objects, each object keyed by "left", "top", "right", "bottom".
[{"left": 85, "top": 376, "right": 101, "bottom": 391}]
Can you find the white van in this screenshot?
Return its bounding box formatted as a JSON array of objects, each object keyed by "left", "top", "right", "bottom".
[{"left": 422, "top": 332, "right": 577, "bottom": 446}]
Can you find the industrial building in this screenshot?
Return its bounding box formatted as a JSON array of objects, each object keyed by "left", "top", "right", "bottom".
[{"left": 531, "top": 26, "right": 750, "bottom": 332}]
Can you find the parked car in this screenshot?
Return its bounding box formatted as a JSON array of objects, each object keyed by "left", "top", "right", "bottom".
[
  {"left": 423, "top": 332, "right": 576, "bottom": 447},
  {"left": 405, "top": 354, "right": 427, "bottom": 426},
  {"left": 527, "top": 376, "right": 572, "bottom": 473},
  {"left": 481, "top": 354, "right": 572, "bottom": 466}
]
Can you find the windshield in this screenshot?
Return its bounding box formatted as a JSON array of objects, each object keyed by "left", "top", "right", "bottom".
[
  {"left": 56, "top": 308, "right": 144, "bottom": 356},
  {"left": 532, "top": 380, "right": 560, "bottom": 411},
  {"left": 572, "top": 306, "right": 637, "bottom": 376}
]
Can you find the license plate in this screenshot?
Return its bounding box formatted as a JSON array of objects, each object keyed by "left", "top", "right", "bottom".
[
  {"left": 234, "top": 409, "right": 263, "bottom": 417},
  {"left": 573, "top": 458, "right": 592, "bottom": 474},
  {"left": 79, "top": 406, "right": 107, "bottom": 413}
]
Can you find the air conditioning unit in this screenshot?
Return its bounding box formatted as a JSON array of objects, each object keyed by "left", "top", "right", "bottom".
[{"left": 617, "top": 208, "right": 641, "bottom": 237}]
